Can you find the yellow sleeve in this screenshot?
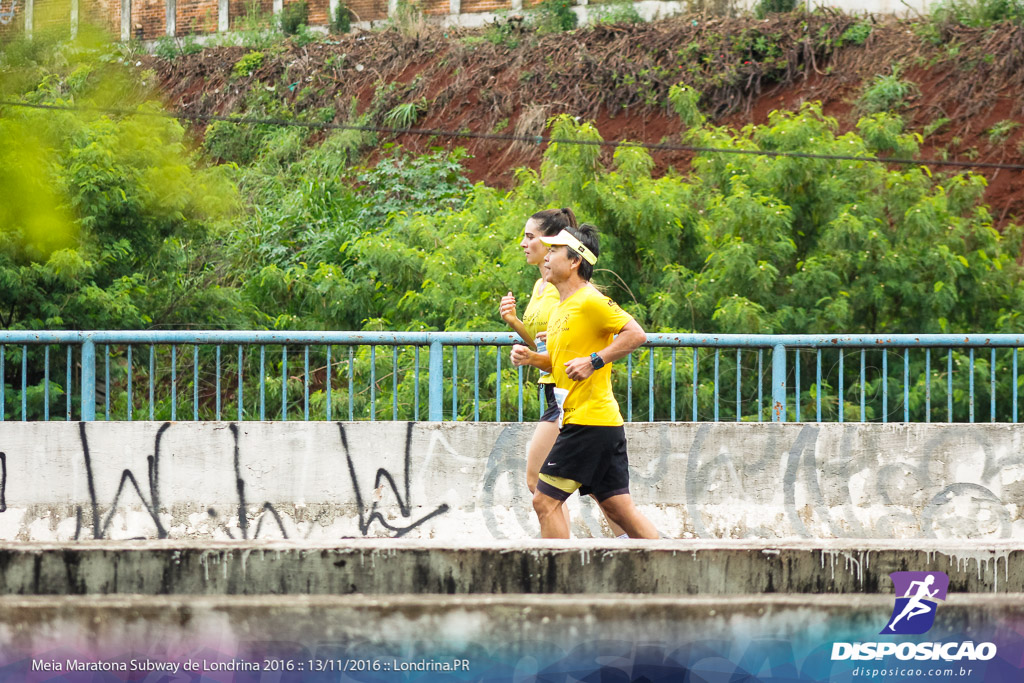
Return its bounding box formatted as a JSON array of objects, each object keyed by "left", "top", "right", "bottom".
[{"left": 589, "top": 293, "right": 634, "bottom": 336}]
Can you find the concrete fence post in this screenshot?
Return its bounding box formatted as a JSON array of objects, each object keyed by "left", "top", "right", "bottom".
[
  {"left": 166, "top": 0, "right": 175, "bottom": 34},
  {"left": 273, "top": 0, "right": 282, "bottom": 17},
  {"left": 71, "top": 0, "right": 78, "bottom": 37},
  {"left": 428, "top": 339, "right": 443, "bottom": 421},
  {"left": 218, "top": 0, "right": 228, "bottom": 31},
  {"left": 449, "top": 0, "right": 460, "bottom": 14},
  {"left": 81, "top": 339, "right": 96, "bottom": 422},
  {"left": 24, "top": 0, "right": 31, "bottom": 38},
  {"left": 772, "top": 343, "right": 786, "bottom": 422},
  {"left": 120, "top": 0, "right": 130, "bottom": 40}
]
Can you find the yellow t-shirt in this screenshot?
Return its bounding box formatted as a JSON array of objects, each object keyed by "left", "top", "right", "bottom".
[
  {"left": 521, "top": 278, "right": 561, "bottom": 385},
  {"left": 546, "top": 285, "right": 634, "bottom": 426}
]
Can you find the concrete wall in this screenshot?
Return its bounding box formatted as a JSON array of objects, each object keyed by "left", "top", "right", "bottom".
[{"left": 1, "top": 421, "right": 1022, "bottom": 542}]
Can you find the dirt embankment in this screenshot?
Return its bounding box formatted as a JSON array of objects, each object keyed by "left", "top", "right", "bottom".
[{"left": 152, "top": 14, "right": 1024, "bottom": 225}]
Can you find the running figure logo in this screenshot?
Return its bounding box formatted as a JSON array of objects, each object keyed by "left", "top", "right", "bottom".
[{"left": 882, "top": 571, "right": 949, "bottom": 635}]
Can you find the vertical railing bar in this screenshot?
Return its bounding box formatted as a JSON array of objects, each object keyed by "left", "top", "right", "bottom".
[
  {"left": 414, "top": 346, "right": 420, "bottom": 421},
  {"left": 393, "top": 346, "right": 399, "bottom": 421},
  {"left": 969, "top": 347, "right": 975, "bottom": 424},
  {"left": 370, "top": 345, "right": 376, "bottom": 422},
  {"left": 1015, "top": 347, "right": 1019, "bottom": 424},
  {"left": 692, "top": 348, "right": 699, "bottom": 422},
  {"left": 193, "top": 344, "right": 199, "bottom": 421},
  {"left": 649, "top": 347, "right": 655, "bottom": 423},
  {"left": 925, "top": 348, "right": 931, "bottom": 424},
  {"left": 127, "top": 345, "right": 133, "bottom": 422},
  {"left": 757, "top": 349, "right": 763, "bottom": 422},
  {"left": 948, "top": 349, "right": 953, "bottom": 423},
  {"left": 215, "top": 345, "right": 220, "bottom": 421},
  {"left": 66, "top": 345, "right": 72, "bottom": 421},
  {"left": 670, "top": 348, "right": 676, "bottom": 423},
  {"left": 104, "top": 345, "right": 109, "bottom": 421},
  {"left": 859, "top": 348, "right": 865, "bottom": 423},
  {"left": 794, "top": 348, "right": 800, "bottom": 422},
  {"left": 1, "top": 345, "right": 5, "bottom": 422},
  {"left": 44, "top": 345, "right": 50, "bottom": 421},
  {"left": 518, "top": 363, "right": 524, "bottom": 423},
  {"left": 452, "top": 344, "right": 458, "bottom": 421},
  {"left": 838, "top": 350, "right": 844, "bottom": 423},
  {"left": 304, "top": 345, "right": 310, "bottom": 422},
  {"left": 713, "top": 348, "right": 719, "bottom": 422},
  {"left": 167, "top": 344, "right": 177, "bottom": 421},
  {"left": 882, "top": 349, "right": 888, "bottom": 424},
  {"left": 474, "top": 346, "right": 480, "bottom": 423},
  {"left": 816, "top": 348, "right": 822, "bottom": 422},
  {"left": 259, "top": 345, "right": 266, "bottom": 421},
  {"left": 326, "top": 345, "right": 332, "bottom": 421},
  {"left": 19, "top": 345, "right": 25, "bottom": 421},
  {"left": 623, "top": 351, "right": 634, "bottom": 422},
  {"left": 348, "top": 346, "right": 354, "bottom": 421},
  {"left": 237, "top": 345, "right": 243, "bottom": 422},
  {"left": 170, "top": 344, "right": 177, "bottom": 421},
  {"left": 495, "top": 345, "right": 501, "bottom": 422},
  {"left": 736, "top": 348, "right": 741, "bottom": 422},
  {"left": 81, "top": 340, "right": 96, "bottom": 422},
  {"left": 428, "top": 340, "right": 443, "bottom": 421},
  {"left": 282, "top": 345, "right": 288, "bottom": 422},
  {"left": 903, "top": 349, "right": 909, "bottom": 423},
  {"left": 149, "top": 345, "right": 155, "bottom": 421},
  {"left": 991, "top": 347, "right": 996, "bottom": 423},
  {"left": 771, "top": 344, "right": 787, "bottom": 422}
]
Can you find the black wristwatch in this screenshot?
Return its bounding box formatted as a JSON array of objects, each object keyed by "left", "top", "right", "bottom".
[{"left": 590, "top": 352, "right": 605, "bottom": 370}]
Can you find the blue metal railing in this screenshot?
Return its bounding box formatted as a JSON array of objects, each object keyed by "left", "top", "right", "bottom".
[{"left": 2, "top": 331, "right": 1024, "bottom": 423}]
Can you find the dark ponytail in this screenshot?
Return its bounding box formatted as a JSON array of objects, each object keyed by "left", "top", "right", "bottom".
[{"left": 531, "top": 207, "right": 578, "bottom": 236}]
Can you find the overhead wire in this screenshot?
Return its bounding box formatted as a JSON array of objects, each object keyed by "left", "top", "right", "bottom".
[{"left": 3, "top": 99, "right": 1024, "bottom": 171}]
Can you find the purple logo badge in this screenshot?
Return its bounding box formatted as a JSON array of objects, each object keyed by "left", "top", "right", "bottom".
[{"left": 882, "top": 571, "right": 949, "bottom": 635}]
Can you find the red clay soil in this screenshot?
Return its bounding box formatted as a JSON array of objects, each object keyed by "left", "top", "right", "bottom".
[{"left": 151, "top": 15, "right": 1024, "bottom": 226}]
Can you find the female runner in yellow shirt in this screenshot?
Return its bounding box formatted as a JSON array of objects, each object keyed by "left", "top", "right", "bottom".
[{"left": 499, "top": 208, "right": 624, "bottom": 537}]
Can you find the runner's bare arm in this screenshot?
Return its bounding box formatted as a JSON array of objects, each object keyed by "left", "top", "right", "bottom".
[
  {"left": 500, "top": 291, "right": 537, "bottom": 351},
  {"left": 510, "top": 344, "right": 552, "bottom": 372}
]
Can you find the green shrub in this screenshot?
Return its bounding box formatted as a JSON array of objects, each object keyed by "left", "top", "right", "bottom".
[
  {"left": 331, "top": 0, "right": 353, "bottom": 32},
  {"left": 754, "top": 0, "right": 797, "bottom": 19},
  {"left": 931, "top": 0, "right": 1024, "bottom": 26},
  {"left": 153, "top": 36, "right": 179, "bottom": 60},
  {"left": 232, "top": 50, "right": 265, "bottom": 79},
  {"left": 203, "top": 120, "right": 267, "bottom": 164},
  {"left": 592, "top": 0, "right": 643, "bottom": 24},
  {"left": 856, "top": 66, "right": 917, "bottom": 114},
  {"left": 383, "top": 99, "right": 428, "bottom": 130},
  {"left": 280, "top": 1, "right": 309, "bottom": 34},
  {"left": 536, "top": 0, "right": 578, "bottom": 32}
]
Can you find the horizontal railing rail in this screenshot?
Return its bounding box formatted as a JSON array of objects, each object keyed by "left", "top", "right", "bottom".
[{"left": 2, "top": 331, "right": 1024, "bottom": 423}]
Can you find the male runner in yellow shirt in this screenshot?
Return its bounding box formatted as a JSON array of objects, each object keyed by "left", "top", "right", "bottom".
[{"left": 510, "top": 225, "right": 659, "bottom": 539}]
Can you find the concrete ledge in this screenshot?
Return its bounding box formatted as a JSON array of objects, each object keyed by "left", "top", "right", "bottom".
[{"left": 1, "top": 540, "right": 1021, "bottom": 595}]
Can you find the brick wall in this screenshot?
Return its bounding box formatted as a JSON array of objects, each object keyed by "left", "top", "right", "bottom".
[
  {"left": 461, "top": 0, "right": 508, "bottom": 13},
  {"left": 421, "top": 0, "right": 448, "bottom": 15},
  {"left": 130, "top": 0, "right": 165, "bottom": 38},
  {"left": 347, "top": 0, "right": 387, "bottom": 21},
  {"left": 177, "top": 0, "right": 216, "bottom": 33},
  {"left": 0, "top": 0, "right": 23, "bottom": 39},
  {"left": 227, "top": 0, "right": 269, "bottom": 29},
  {"left": 0, "top": 0, "right": 573, "bottom": 42}
]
